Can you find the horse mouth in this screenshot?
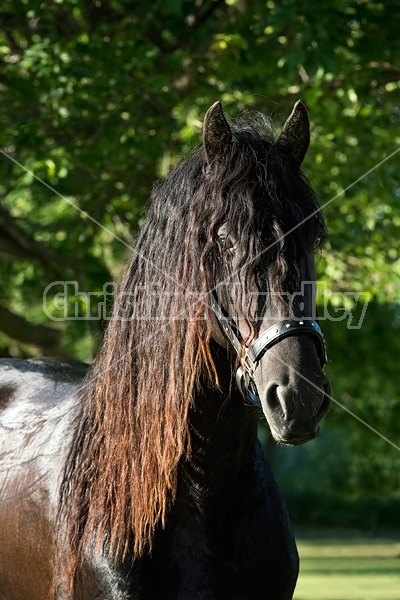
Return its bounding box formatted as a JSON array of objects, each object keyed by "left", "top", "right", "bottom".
[{"left": 269, "top": 423, "right": 320, "bottom": 446}]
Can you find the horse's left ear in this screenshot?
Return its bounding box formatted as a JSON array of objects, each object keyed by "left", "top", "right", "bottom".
[
  {"left": 203, "top": 101, "right": 232, "bottom": 166},
  {"left": 277, "top": 100, "right": 310, "bottom": 166}
]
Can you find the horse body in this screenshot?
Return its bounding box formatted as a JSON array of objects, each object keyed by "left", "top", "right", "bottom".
[
  {"left": 0, "top": 101, "right": 330, "bottom": 599},
  {"left": 0, "top": 355, "right": 297, "bottom": 600},
  {"left": 0, "top": 359, "right": 82, "bottom": 599}
]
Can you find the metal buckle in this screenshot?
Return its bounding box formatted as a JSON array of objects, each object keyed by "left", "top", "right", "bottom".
[{"left": 236, "top": 349, "right": 262, "bottom": 408}]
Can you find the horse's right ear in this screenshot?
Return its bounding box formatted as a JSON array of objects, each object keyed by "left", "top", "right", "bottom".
[
  {"left": 277, "top": 100, "right": 310, "bottom": 166},
  {"left": 203, "top": 101, "right": 232, "bottom": 166}
]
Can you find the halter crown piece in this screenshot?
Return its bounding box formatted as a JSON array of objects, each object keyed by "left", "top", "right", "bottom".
[{"left": 210, "top": 292, "right": 328, "bottom": 409}]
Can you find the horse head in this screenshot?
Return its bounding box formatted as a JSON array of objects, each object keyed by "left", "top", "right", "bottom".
[{"left": 203, "top": 101, "right": 331, "bottom": 445}]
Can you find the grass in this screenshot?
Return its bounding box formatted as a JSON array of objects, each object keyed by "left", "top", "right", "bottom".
[{"left": 293, "top": 527, "right": 400, "bottom": 600}]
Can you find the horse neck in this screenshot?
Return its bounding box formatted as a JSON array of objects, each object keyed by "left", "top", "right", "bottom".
[{"left": 180, "top": 342, "right": 258, "bottom": 502}]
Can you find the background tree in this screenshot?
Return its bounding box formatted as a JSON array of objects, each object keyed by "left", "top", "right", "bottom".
[{"left": 0, "top": 0, "right": 399, "bottom": 525}]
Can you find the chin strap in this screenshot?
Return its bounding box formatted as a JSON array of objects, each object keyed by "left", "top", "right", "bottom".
[{"left": 210, "top": 292, "right": 328, "bottom": 409}]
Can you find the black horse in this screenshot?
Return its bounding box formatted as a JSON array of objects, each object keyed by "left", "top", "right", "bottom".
[{"left": 0, "top": 101, "right": 331, "bottom": 599}]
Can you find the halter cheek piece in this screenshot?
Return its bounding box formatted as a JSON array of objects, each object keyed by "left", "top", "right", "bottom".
[{"left": 210, "top": 292, "right": 328, "bottom": 409}]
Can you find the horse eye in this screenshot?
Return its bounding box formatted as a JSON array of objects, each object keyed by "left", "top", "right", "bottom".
[{"left": 218, "top": 235, "right": 236, "bottom": 252}]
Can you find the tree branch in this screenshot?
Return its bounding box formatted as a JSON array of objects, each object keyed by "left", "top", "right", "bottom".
[{"left": 0, "top": 305, "right": 66, "bottom": 355}]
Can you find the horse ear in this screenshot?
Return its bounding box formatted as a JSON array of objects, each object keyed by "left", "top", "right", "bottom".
[
  {"left": 277, "top": 100, "right": 310, "bottom": 166},
  {"left": 203, "top": 101, "right": 232, "bottom": 166}
]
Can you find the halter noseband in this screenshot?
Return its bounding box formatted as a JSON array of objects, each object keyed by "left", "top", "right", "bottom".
[{"left": 210, "top": 292, "right": 328, "bottom": 409}]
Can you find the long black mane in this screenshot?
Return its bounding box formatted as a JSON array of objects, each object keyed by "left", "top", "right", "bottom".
[{"left": 57, "top": 110, "right": 324, "bottom": 596}]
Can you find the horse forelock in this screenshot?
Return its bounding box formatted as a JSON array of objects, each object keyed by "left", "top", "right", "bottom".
[{"left": 56, "top": 111, "right": 324, "bottom": 596}]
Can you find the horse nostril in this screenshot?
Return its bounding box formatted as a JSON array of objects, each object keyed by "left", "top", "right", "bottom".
[
  {"left": 266, "top": 384, "right": 294, "bottom": 420},
  {"left": 265, "top": 375, "right": 331, "bottom": 421},
  {"left": 265, "top": 382, "right": 280, "bottom": 411}
]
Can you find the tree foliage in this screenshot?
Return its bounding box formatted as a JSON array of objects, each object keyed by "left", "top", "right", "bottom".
[{"left": 0, "top": 0, "right": 399, "bottom": 506}]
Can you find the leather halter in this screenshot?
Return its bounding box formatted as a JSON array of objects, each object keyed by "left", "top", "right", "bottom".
[{"left": 210, "top": 292, "right": 328, "bottom": 409}]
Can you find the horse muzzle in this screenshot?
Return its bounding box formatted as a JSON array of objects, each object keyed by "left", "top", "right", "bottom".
[{"left": 261, "top": 376, "right": 332, "bottom": 445}]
